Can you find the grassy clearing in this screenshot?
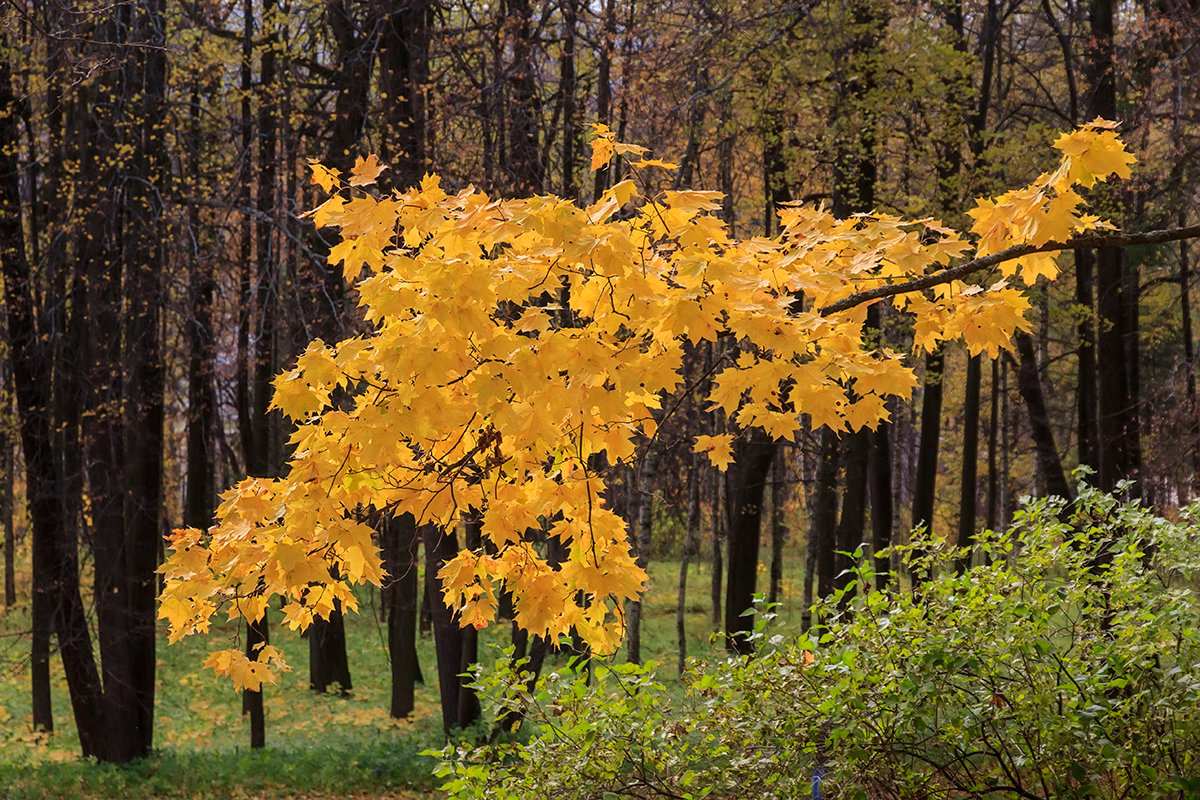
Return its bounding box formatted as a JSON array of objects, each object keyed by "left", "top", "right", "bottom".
[{"left": 0, "top": 554, "right": 808, "bottom": 798}]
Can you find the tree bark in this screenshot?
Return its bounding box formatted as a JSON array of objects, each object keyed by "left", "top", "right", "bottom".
[
  {"left": 677, "top": 453, "right": 701, "bottom": 676},
  {"left": 723, "top": 430, "right": 775, "bottom": 654},
  {"left": 244, "top": 615, "right": 268, "bottom": 748},
  {"left": 768, "top": 448, "right": 788, "bottom": 606},
  {"left": 0, "top": 36, "right": 103, "bottom": 754},
  {"left": 956, "top": 354, "right": 982, "bottom": 569},
  {"left": 627, "top": 450, "right": 654, "bottom": 664},
  {"left": 1013, "top": 332, "right": 1073, "bottom": 501},
  {"left": 385, "top": 513, "right": 423, "bottom": 718},
  {"left": 424, "top": 524, "right": 480, "bottom": 732}
]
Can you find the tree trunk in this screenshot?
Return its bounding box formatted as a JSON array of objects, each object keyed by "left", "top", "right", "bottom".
[
  {"left": 677, "top": 453, "right": 701, "bottom": 676},
  {"left": 768, "top": 448, "right": 788, "bottom": 606},
  {"left": 504, "top": 0, "right": 542, "bottom": 194},
  {"left": 1013, "top": 332, "right": 1073, "bottom": 501},
  {"left": 956, "top": 353, "right": 982, "bottom": 569},
  {"left": 811, "top": 428, "right": 841, "bottom": 628},
  {"left": 867, "top": 312, "right": 894, "bottom": 590},
  {"left": 2, "top": 409, "right": 13, "bottom": 608},
  {"left": 382, "top": 513, "right": 422, "bottom": 718},
  {"left": 835, "top": 430, "right": 869, "bottom": 601},
  {"left": 243, "top": 615, "right": 268, "bottom": 748},
  {"left": 377, "top": 0, "right": 429, "bottom": 188},
  {"left": 723, "top": 430, "right": 775, "bottom": 654},
  {"left": 424, "top": 524, "right": 480, "bottom": 732},
  {"left": 627, "top": 450, "right": 655, "bottom": 664},
  {"left": 1076, "top": 249, "right": 1099, "bottom": 471},
  {"left": 710, "top": 461, "right": 723, "bottom": 628},
  {"left": 911, "top": 347, "right": 945, "bottom": 538},
  {"left": 0, "top": 38, "right": 103, "bottom": 753},
  {"left": 1181, "top": 218, "right": 1200, "bottom": 493}
]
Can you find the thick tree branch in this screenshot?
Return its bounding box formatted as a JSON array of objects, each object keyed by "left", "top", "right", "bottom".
[{"left": 819, "top": 224, "right": 1200, "bottom": 315}]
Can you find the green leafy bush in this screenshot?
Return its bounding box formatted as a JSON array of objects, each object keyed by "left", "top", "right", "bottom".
[{"left": 434, "top": 485, "right": 1200, "bottom": 799}]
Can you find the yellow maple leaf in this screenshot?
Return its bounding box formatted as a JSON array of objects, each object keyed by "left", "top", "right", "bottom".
[
  {"left": 693, "top": 433, "right": 736, "bottom": 472},
  {"left": 308, "top": 160, "right": 341, "bottom": 193},
  {"left": 589, "top": 124, "right": 615, "bottom": 172},
  {"left": 348, "top": 154, "right": 387, "bottom": 186}
]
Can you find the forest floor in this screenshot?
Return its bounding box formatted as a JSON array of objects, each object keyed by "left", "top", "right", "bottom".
[{"left": 0, "top": 556, "right": 806, "bottom": 798}]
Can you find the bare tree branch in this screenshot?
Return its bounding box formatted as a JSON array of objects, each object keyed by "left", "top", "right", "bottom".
[{"left": 818, "top": 224, "right": 1200, "bottom": 315}]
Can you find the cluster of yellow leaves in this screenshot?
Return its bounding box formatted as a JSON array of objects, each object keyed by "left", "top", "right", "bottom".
[
  {"left": 203, "top": 644, "right": 292, "bottom": 692},
  {"left": 160, "top": 120, "right": 1135, "bottom": 688}
]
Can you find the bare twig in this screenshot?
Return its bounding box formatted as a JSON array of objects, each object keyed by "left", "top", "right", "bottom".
[{"left": 818, "top": 224, "right": 1200, "bottom": 316}]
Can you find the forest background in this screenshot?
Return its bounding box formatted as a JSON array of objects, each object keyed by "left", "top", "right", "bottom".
[{"left": 0, "top": 0, "right": 1198, "bottom": 792}]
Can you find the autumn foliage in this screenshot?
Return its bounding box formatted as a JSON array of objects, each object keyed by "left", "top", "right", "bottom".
[{"left": 159, "top": 121, "right": 1135, "bottom": 690}]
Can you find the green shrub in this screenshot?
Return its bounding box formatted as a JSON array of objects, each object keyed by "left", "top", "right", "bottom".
[{"left": 434, "top": 485, "right": 1200, "bottom": 799}]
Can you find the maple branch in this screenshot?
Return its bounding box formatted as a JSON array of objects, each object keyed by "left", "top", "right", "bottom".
[{"left": 818, "top": 224, "right": 1200, "bottom": 316}]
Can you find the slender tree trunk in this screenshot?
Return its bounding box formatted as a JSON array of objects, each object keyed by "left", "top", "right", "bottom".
[
  {"left": 1087, "top": 0, "right": 1137, "bottom": 496},
  {"left": 424, "top": 524, "right": 480, "bottom": 732},
  {"left": 1013, "top": 332, "right": 1073, "bottom": 501},
  {"left": 184, "top": 88, "right": 217, "bottom": 531},
  {"left": 627, "top": 449, "right": 655, "bottom": 664},
  {"left": 122, "top": 0, "right": 168, "bottom": 756},
  {"left": 559, "top": 0, "right": 579, "bottom": 199},
  {"left": 768, "top": 448, "right": 788, "bottom": 606},
  {"left": 812, "top": 428, "right": 841, "bottom": 603},
  {"left": 382, "top": 513, "right": 422, "bottom": 718},
  {"left": 1076, "top": 249, "right": 1099, "bottom": 470},
  {"left": 244, "top": 615, "right": 268, "bottom": 748},
  {"left": 911, "top": 347, "right": 945, "bottom": 539},
  {"left": 724, "top": 430, "right": 775, "bottom": 654},
  {"left": 593, "top": 0, "right": 616, "bottom": 199},
  {"left": 1181, "top": 218, "right": 1200, "bottom": 493},
  {"left": 986, "top": 359, "right": 1000, "bottom": 532},
  {"left": 504, "top": 0, "right": 542, "bottom": 194},
  {"left": 710, "top": 462, "right": 723, "bottom": 628},
  {"left": 0, "top": 38, "right": 102, "bottom": 753},
  {"left": 956, "top": 354, "right": 982, "bottom": 569},
  {"left": 2, "top": 409, "right": 13, "bottom": 608},
  {"left": 835, "top": 430, "right": 869, "bottom": 601},
  {"left": 867, "top": 310, "right": 894, "bottom": 590},
  {"left": 677, "top": 454, "right": 701, "bottom": 676}
]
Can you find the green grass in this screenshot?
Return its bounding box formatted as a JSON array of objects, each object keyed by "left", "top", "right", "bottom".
[{"left": 0, "top": 553, "right": 809, "bottom": 798}]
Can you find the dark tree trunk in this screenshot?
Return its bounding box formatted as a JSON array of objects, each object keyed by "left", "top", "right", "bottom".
[
  {"left": 1181, "top": 220, "right": 1200, "bottom": 492},
  {"left": 382, "top": 513, "right": 423, "bottom": 717},
  {"left": 244, "top": 615, "right": 268, "bottom": 748},
  {"left": 1013, "top": 332, "right": 1073, "bottom": 501},
  {"left": 2, "top": 406, "right": 13, "bottom": 608},
  {"left": 709, "top": 461, "right": 723, "bottom": 628},
  {"left": 956, "top": 354, "right": 982, "bottom": 570},
  {"left": 309, "top": 593, "right": 353, "bottom": 694},
  {"left": 911, "top": 347, "right": 945, "bottom": 539},
  {"left": 768, "top": 448, "right": 788, "bottom": 606},
  {"left": 835, "top": 429, "right": 869, "bottom": 601},
  {"left": 592, "top": 0, "right": 616, "bottom": 199},
  {"left": 559, "top": 0, "right": 580, "bottom": 199},
  {"left": 986, "top": 359, "right": 1001, "bottom": 532},
  {"left": 184, "top": 87, "right": 217, "bottom": 531},
  {"left": 627, "top": 450, "right": 654, "bottom": 664},
  {"left": 812, "top": 428, "right": 841, "bottom": 607},
  {"left": 1087, "top": 0, "right": 1138, "bottom": 496},
  {"left": 0, "top": 37, "right": 103, "bottom": 754},
  {"left": 723, "top": 430, "right": 775, "bottom": 654},
  {"left": 424, "top": 524, "right": 480, "bottom": 732},
  {"left": 1076, "top": 249, "right": 1099, "bottom": 470},
  {"left": 867, "top": 308, "right": 894, "bottom": 590},
  {"left": 504, "top": 0, "right": 542, "bottom": 194},
  {"left": 677, "top": 453, "right": 701, "bottom": 676},
  {"left": 121, "top": 0, "right": 168, "bottom": 757},
  {"left": 377, "top": 0, "right": 429, "bottom": 187}
]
